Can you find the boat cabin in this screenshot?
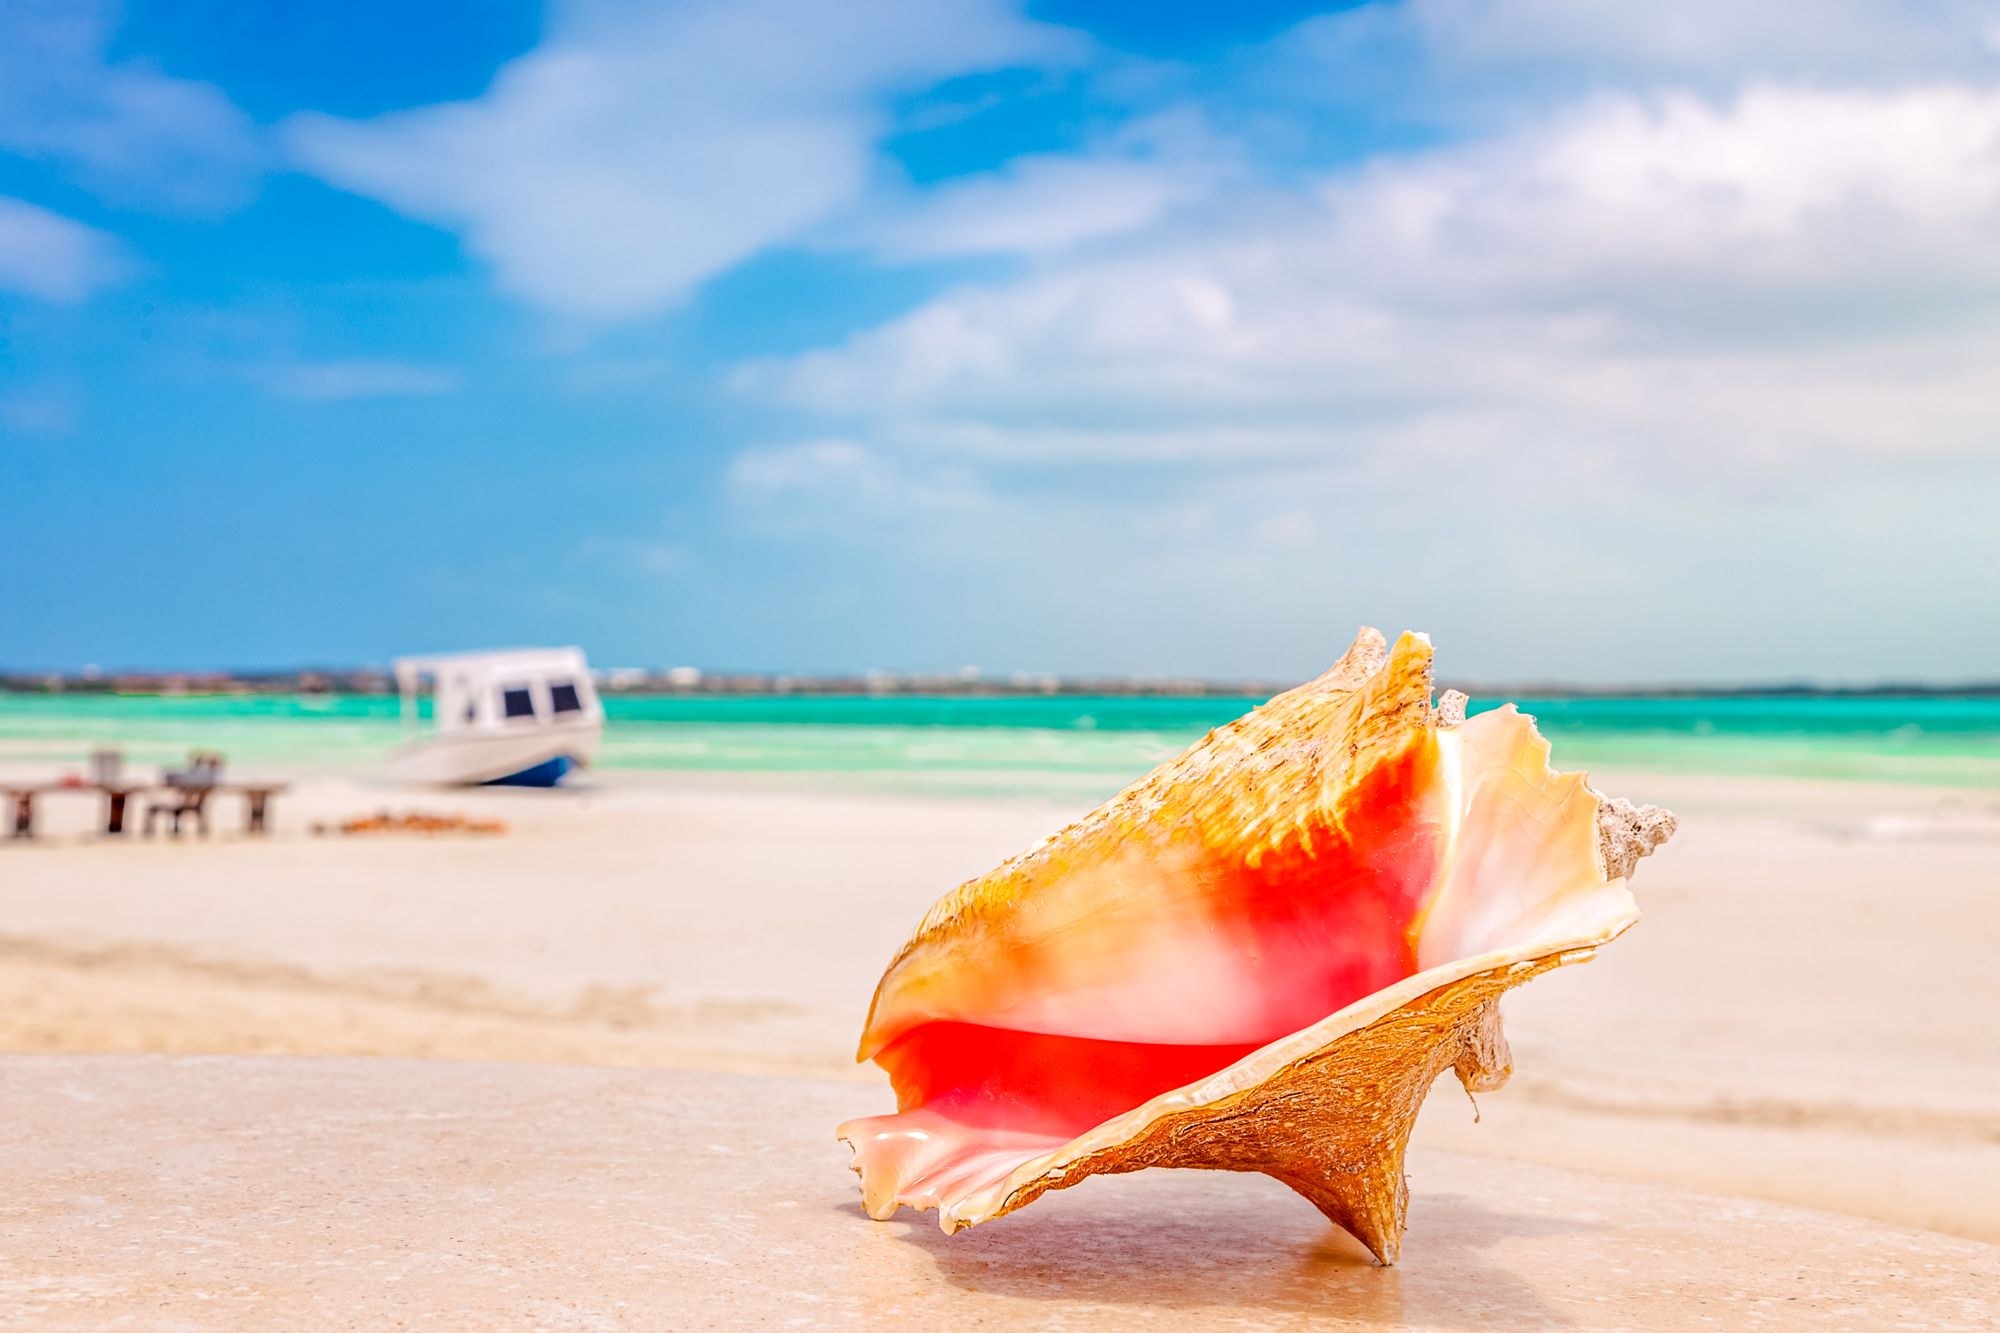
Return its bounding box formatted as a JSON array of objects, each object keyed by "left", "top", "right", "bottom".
[
  {"left": 395, "top": 648, "right": 601, "bottom": 735},
  {"left": 391, "top": 648, "right": 604, "bottom": 786}
]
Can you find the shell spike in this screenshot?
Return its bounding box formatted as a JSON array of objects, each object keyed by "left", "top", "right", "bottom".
[{"left": 1277, "top": 1149, "right": 1411, "bottom": 1266}]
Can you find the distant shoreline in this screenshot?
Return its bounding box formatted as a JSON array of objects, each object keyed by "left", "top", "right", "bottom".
[
  {"left": 4, "top": 688, "right": 1997, "bottom": 790},
  {"left": 3, "top": 673, "right": 1998, "bottom": 700}
]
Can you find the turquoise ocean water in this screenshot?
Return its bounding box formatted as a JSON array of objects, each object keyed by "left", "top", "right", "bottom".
[{"left": 1, "top": 692, "right": 1996, "bottom": 796}]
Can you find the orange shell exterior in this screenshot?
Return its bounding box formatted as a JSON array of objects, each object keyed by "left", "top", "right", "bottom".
[{"left": 856, "top": 627, "right": 1440, "bottom": 1066}]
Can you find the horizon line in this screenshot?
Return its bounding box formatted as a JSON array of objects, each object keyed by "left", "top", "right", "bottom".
[{"left": 3, "top": 666, "right": 1998, "bottom": 700}]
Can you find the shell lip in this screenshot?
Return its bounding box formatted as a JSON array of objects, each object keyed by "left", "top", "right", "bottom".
[{"left": 841, "top": 905, "right": 1640, "bottom": 1234}]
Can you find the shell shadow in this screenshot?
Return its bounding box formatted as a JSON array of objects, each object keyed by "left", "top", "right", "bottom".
[{"left": 843, "top": 1173, "right": 1587, "bottom": 1326}]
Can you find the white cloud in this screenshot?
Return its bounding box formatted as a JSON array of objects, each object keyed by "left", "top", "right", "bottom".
[
  {"left": 1408, "top": 0, "right": 2000, "bottom": 83},
  {"left": 708, "top": 66, "right": 2000, "bottom": 678},
  {"left": 730, "top": 439, "right": 882, "bottom": 492},
  {"left": 1276, "top": 0, "right": 2000, "bottom": 115},
  {"left": 287, "top": 0, "right": 1081, "bottom": 318},
  {"left": 264, "top": 360, "right": 461, "bottom": 401},
  {"left": 1337, "top": 87, "right": 2000, "bottom": 294},
  {"left": 750, "top": 86, "right": 2000, "bottom": 467},
  {"left": 0, "top": 196, "right": 125, "bottom": 301},
  {"left": 726, "top": 438, "right": 982, "bottom": 534},
  {"left": 861, "top": 153, "right": 1197, "bottom": 259},
  {"left": 854, "top": 113, "right": 1237, "bottom": 260},
  {"left": 0, "top": 0, "right": 262, "bottom": 212}
]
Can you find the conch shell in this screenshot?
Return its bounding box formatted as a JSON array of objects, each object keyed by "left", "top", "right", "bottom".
[{"left": 838, "top": 629, "right": 1675, "bottom": 1263}]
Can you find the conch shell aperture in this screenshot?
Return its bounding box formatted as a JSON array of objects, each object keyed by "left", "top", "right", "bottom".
[{"left": 838, "top": 629, "right": 1676, "bottom": 1264}]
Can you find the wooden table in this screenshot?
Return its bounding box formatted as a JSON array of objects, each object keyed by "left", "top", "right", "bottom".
[
  {"left": 98, "top": 783, "right": 146, "bottom": 834},
  {"left": 4, "top": 785, "right": 45, "bottom": 838},
  {"left": 4, "top": 782, "right": 285, "bottom": 838},
  {"left": 8, "top": 783, "right": 153, "bottom": 838},
  {"left": 220, "top": 783, "right": 289, "bottom": 834}
]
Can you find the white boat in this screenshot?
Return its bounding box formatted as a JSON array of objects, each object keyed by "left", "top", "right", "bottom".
[{"left": 391, "top": 647, "right": 603, "bottom": 787}]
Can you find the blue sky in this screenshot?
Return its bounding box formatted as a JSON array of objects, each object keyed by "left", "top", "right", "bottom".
[{"left": 4, "top": 0, "right": 1998, "bottom": 682}]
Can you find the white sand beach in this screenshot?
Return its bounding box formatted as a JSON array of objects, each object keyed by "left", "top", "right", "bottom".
[{"left": 1, "top": 766, "right": 1996, "bottom": 1248}]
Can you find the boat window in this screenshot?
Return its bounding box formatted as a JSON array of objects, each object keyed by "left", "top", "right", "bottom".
[
  {"left": 548, "top": 681, "right": 583, "bottom": 714},
  {"left": 501, "top": 687, "right": 537, "bottom": 720}
]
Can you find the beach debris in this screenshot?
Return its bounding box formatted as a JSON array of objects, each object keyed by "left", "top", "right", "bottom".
[
  {"left": 838, "top": 628, "right": 1675, "bottom": 1264},
  {"left": 313, "top": 810, "right": 509, "bottom": 837}
]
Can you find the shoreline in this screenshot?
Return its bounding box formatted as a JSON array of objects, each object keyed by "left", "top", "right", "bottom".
[
  {"left": 7, "top": 747, "right": 2000, "bottom": 800},
  {"left": 5, "top": 688, "right": 1999, "bottom": 796}
]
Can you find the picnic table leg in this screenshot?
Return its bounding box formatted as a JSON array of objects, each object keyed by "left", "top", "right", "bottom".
[
  {"left": 105, "top": 791, "right": 128, "bottom": 835},
  {"left": 11, "top": 792, "right": 32, "bottom": 839},
  {"left": 246, "top": 791, "right": 270, "bottom": 834}
]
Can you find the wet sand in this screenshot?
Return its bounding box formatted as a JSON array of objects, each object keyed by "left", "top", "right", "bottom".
[{"left": 0, "top": 767, "right": 1995, "bottom": 1243}]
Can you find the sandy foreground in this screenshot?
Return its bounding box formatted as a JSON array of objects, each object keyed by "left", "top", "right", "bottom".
[
  {"left": 1, "top": 765, "right": 1996, "bottom": 1247},
  {"left": 6, "top": 1057, "right": 1995, "bottom": 1330}
]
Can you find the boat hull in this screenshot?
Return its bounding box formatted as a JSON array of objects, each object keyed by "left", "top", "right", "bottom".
[
  {"left": 482, "top": 755, "right": 572, "bottom": 788},
  {"left": 390, "top": 722, "right": 600, "bottom": 787}
]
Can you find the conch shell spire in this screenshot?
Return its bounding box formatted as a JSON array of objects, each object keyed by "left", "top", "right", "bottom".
[{"left": 839, "top": 629, "right": 1675, "bottom": 1264}]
